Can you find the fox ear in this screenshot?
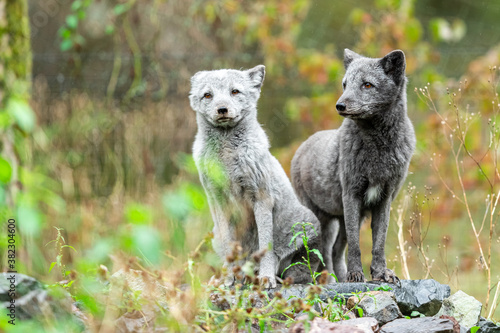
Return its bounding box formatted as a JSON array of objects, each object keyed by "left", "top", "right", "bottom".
[
  {"left": 246, "top": 65, "right": 266, "bottom": 89},
  {"left": 190, "top": 71, "right": 205, "bottom": 87},
  {"left": 344, "top": 49, "right": 361, "bottom": 69},
  {"left": 189, "top": 71, "right": 205, "bottom": 111},
  {"left": 380, "top": 50, "right": 406, "bottom": 86}
]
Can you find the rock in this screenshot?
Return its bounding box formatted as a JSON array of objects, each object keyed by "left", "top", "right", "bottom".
[
  {"left": 380, "top": 317, "right": 455, "bottom": 333},
  {"left": 0, "top": 273, "right": 85, "bottom": 330},
  {"left": 472, "top": 317, "right": 500, "bottom": 332},
  {"left": 436, "top": 290, "right": 482, "bottom": 329},
  {"left": 439, "top": 315, "right": 463, "bottom": 333},
  {"left": 289, "top": 317, "right": 365, "bottom": 333},
  {"left": 337, "top": 317, "right": 379, "bottom": 332},
  {"left": 263, "top": 279, "right": 450, "bottom": 316},
  {"left": 348, "top": 291, "right": 402, "bottom": 326},
  {"left": 394, "top": 279, "right": 451, "bottom": 316},
  {"left": 0, "top": 273, "right": 43, "bottom": 302}
]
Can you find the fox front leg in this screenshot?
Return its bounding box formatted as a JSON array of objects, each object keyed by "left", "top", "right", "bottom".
[
  {"left": 342, "top": 194, "right": 366, "bottom": 282},
  {"left": 253, "top": 199, "right": 278, "bottom": 289},
  {"left": 370, "top": 197, "right": 399, "bottom": 284},
  {"left": 205, "top": 193, "right": 239, "bottom": 287}
]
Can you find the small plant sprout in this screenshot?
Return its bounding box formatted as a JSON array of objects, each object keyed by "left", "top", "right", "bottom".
[
  {"left": 281, "top": 221, "right": 336, "bottom": 284},
  {"left": 46, "top": 226, "right": 77, "bottom": 283}
]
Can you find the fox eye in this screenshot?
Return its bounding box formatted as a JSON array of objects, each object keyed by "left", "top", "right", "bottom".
[
  {"left": 362, "top": 82, "right": 373, "bottom": 89},
  {"left": 231, "top": 89, "right": 240, "bottom": 95},
  {"left": 203, "top": 93, "right": 212, "bottom": 99}
]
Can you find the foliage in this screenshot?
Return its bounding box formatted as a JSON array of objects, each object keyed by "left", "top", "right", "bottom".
[{"left": 282, "top": 221, "right": 329, "bottom": 284}]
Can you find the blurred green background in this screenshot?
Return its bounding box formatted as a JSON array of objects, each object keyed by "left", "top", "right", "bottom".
[{"left": 1, "top": 0, "right": 500, "bottom": 325}]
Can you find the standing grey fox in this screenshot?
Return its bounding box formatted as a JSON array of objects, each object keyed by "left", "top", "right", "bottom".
[
  {"left": 189, "top": 65, "right": 321, "bottom": 288},
  {"left": 291, "top": 49, "right": 416, "bottom": 283}
]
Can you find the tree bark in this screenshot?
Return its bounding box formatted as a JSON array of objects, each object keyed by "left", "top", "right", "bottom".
[{"left": 0, "top": 0, "right": 32, "bottom": 206}]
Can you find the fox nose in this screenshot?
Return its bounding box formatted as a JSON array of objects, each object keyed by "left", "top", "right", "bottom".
[
  {"left": 336, "top": 103, "right": 346, "bottom": 112},
  {"left": 217, "top": 107, "right": 228, "bottom": 115}
]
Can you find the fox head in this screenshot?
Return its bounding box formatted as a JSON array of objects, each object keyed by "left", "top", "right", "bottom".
[
  {"left": 189, "top": 65, "right": 265, "bottom": 128},
  {"left": 336, "top": 49, "right": 406, "bottom": 120}
]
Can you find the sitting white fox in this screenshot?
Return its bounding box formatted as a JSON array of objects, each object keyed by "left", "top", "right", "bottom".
[{"left": 189, "top": 65, "right": 322, "bottom": 288}]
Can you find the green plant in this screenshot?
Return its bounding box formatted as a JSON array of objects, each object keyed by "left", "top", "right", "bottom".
[
  {"left": 281, "top": 221, "right": 334, "bottom": 284},
  {"left": 410, "top": 310, "right": 425, "bottom": 318},
  {"left": 415, "top": 68, "right": 500, "bottom": 318},
  {"left": 59, "top": 0, "right": 137, "bottom": 52},
  {"left": 374, "top": 285, "right": 393, "bottom": 292},
  {"left": 58, "top": 0, "right": 92, "bottom": 51},
  {"left": 46, "top": 227, "right": 77, "bottom": 280},
  {"left": 470, "top": 326, "right": 480, "bottom": 333}
]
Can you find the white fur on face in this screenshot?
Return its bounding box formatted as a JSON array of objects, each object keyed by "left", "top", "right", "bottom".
[{"left": 189, "top": 66, "right": 264, "bottom": 127}]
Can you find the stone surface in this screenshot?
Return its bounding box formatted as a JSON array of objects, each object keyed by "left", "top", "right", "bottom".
[
  {"left": 262, "top": 279, "right": 450, "bottom": 317},
  {"left": 473, "top": 317, "right": 500, "bottom": 332},
  {"left": 380, "top": 317, "right": 455, "bottom": 333},
  {"left": 393, "top": 279, "right": 451, "bottom": 316},
  {"left": 0, "top": 273, "right": 44, "bottom": 301},
  {"left": 337, "top": 317, "right": 379, "bottom": 333},
  {"left": 348, "top": 291, "right": 402, "bottom": 326},
  {"left": 436, "top": 290, "right": 482, "bottom": 329},
  {"left": 0, "top": 273, "right": 74, "bottom": 320},
  {"left": 440, "top": 315, "right": 464, "bottom": 333},
  {"left": 289, "top": 317, "right": 365, "bottom": 333}
]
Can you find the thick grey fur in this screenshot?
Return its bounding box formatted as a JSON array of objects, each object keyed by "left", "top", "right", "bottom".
[
  {"left": 291, "top": 49, "right": 416, "bottom": 283},
  {"left": 189, "top": 65, "right": 321, "bottom": 288}
]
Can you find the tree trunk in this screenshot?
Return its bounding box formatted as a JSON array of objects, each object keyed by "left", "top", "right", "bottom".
[{"left": 0, "top": 0, "right": 32, "bottom": 206}]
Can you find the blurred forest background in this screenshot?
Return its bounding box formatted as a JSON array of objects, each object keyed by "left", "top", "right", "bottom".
[{"left": 2, "top": 0, "right": 500, "bottom": 328}]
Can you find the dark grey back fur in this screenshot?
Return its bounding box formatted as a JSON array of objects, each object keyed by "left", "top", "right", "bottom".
[{"left": 291, "top": 49, "right": 416, "bottom": 283}]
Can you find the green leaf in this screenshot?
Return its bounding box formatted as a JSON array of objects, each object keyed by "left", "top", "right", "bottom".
[
  {"left": 288, "top": 231, "right": 304, "bottom": 247},
  {"left": 404, "top": 18, "right": 423, "bottom": 43},
  {"left": 281, "top": 262, "right": 306, "bottom": 278},
  {"left": 7, "top": 98, "right": 36, "bottom": 132},
  {"left": 0, "top": 157, "right": 12, "bottom": 184},
  {"left": 375, "top": 285, "right": 393, "bottom": 291},
  {"left": 357, "top": 307, "right": 364, "bottom": 317},
  {"left": 310, "top": 248, "right": 325, "bottom": 266},
  {"left": 470, "top": 326, "right": 480, "bottom": 333},
  {"left": 105, "top": 25, "right": 115, "bottom": 35},
  {"left": 410, "top": 310, "right": 425, "bottom": 317},
  {"left": 259, "top": 320, "right": 266, "bottom": 332},
  {"left": 349, "top": 8, "right": 366, "bottom": 25},
  {"left": 125, "top": 203, "right": 152, "bottom": 225},
  {"left": 64, "top": 280, "right": 75, "bottom": 288},
  {"left": 77, "top": 10, "right": 86, "bottom": 20},
  {"left": 132, "top": 225, "right": 161, "bottom": 265},
  {"left": 71, "top": 0, "right": 82, "bottom": 11},
  {"left": 163, "top": 191, "right": 192, "bottom": 221},
  {"left": 66, "top": 15, "right": 78, "bottom": 29},
  {"left": 48, "top": 262, "right": 56, "bottom": 273},
  {"left": 60, "top": 39, "right": 74, "bottom": 51},
  {"left": 114, "top": 4, "right": 128, "bottom": 15},
  {"left": 59, "top": 27, "right": 71, "bottom": 39},
  {"left": 61, "top": 245, "right": 77, "bottom": 252},
  {"left": 17, "top": 205, "right": 41, "bottom": 237}
]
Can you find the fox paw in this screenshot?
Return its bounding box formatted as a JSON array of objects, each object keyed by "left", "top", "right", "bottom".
[
  {"left": 346, "top": 270, "right": 366, "bottom": 282},
  {"left": 372, "top": 268, "right": 400, "bottom": 285},
  {"left": 258, "top": 275, "right": 277, "bottom": 289}
]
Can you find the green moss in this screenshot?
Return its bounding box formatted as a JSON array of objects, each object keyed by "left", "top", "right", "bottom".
[{"left": 0, "top": 0, "right": 31, "bottom": 107}]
